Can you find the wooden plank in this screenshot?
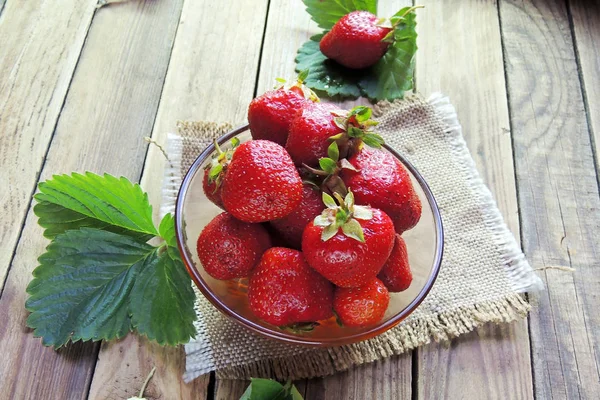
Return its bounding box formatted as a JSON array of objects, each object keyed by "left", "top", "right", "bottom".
[
  {"left": 499, "top": 0, "right": 600, "bottom": 398},
  {"left": 0, "top": 0, "right": 96, "bottom": 292},
  {"left": 0, "top": 0, "right": 185, "bottom": 398},
  {"left": 569, "top": 0, "right": 600, "bottom": 173},
  {"left": 215, "top": 379, "right": 249, "bottom": 400},
  {"left": 415, "top": 1, "right": 534, "bottom": 398},
  {"left": 305, "top": 355, "right": 412, "bottom": 400},
  {"left": 87, "top": 1, "right": 270, "bottom": 398}
]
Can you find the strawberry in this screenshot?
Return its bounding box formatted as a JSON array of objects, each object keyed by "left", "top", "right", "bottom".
[
  {"left": 196, "top": 212, "right": 272, "bottom": 280},
  {"left": 286, "top": 104, "right": 383, "bottom": 167},
  {"left": 302, "top": 191, "right": 395, "bottom": 288},
  {"left": 334, "top": 278, "right": 390, "bottom": 327},
  {"left": 286, "top": 102, "right": 343, "bottom": 167},
  {"left": 202, "top": 169, "right": 224, "bottom": 209},
  {"left": 202, "top": 138, "right": 240, "bottom": 209},
  {"left": 320, "top": 11, "right": 392, "bottom": 70},
  {"left": 270, "top": 185, "right": 325, "bottom": 249},
  {"left": 248, "top": 74, "right": 318, "bottom": 146},
  {"left": 221, "top": 140, "right": 303, "bottom": 223},
  {"left": 378, "top": 234, "right": 412, "bottom": 292},
  {"left": 340, "top": 146, "right": 421, "bottom": 233},
  {"left": 248, "top": 247, "right": 334, "bottom": 326}
]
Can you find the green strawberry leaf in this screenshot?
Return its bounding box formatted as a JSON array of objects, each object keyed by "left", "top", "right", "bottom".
[
  {"left": 158, "top": 213, "right": 178, "bottom": 248},
  {"left": 33, "top": 201, "right": 154, "bottom": 241},
  {"left": 25, "top": 229, "right": 155, "bottom": 348},
  {"left": 25, "top": 228, "right": 196, "bottom": 348},
  {"left": 302, "top": 0, "right": 377, "bottom": 30},
  {"left": 295, "top": 35, "right": 363, "bottom": 99},
  {"left": 359, "top": 7, "right": 418, "bottom": 101},
  {"left": 130, "top": 246, "right": 196, "bottom": 346},
  {"left": 34, "top": 172, "right": 157, "bottom": 239},
  {"left": 295, "top": 6, "right": 419, "bottom": 101},
  {"left": 240, "top": 378, "right": 304, "bottom": 400}
]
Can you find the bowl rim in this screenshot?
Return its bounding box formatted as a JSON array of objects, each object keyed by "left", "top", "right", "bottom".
[{"left": 175, "top": 124, "right": 444, "bottom": 347}]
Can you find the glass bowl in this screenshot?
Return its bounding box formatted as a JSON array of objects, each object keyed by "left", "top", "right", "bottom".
[{"left": 175, "top": 124, "right": 444, "bottom": 347}]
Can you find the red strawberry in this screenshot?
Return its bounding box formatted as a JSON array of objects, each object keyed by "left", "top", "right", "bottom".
[
  {"left": 248, "top": 247, "right": 334, "bottom": 326},
  {"left": 286, "top": 102, "right": 343, "bottom": 167},
  {"left": 334, "top": 278, "right": 390, "bottom": 327},
  {"left": 378, "top": 234, "right": 412, "bottom": 292},
  {"left": 202, "top": 168, "right": 224, "bottom": 209},
  {"left": 340, "top": 147, "right": 421, "bottom": 233},
  {"left": 286, "top": 104, "right": 383, "bottom": 169},
  {"left": 248, "top": 90, "right": 309, "bottom": 146},
  {"left": 221, "top": 140, "right": 303, "bottom": 223},
  {"left": 302, "top": 191, "right": 395, "bottom": 287},
  {"left": 202, "top": 138, "right": 240, "bottom": 209},
  {"left": 196, "top": 212, "right": 272, "bottom": 280},
  {"left": 270, "top": 185, "right": 325, "bottom": 249},
  {"left": 320, "top": 11, "right": 392, "bottom": 69}
]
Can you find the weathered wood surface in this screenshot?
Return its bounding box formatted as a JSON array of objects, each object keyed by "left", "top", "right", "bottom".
[
  {"left": 415, "top": 1, "right": 533, "bottom": 398},
  {"left": 500, "top": 0, "right": 600, "bottom": 398},
  {"left": 0, "top": 0, "right": 185, "bottom": 398},
  {"left": 87, "top": 0, "right": 270, "bottom": 398},
  {"left": 569, "top": 0, "right": 600, "bottom": 174},
  {"left": 0, "top": 0, "right": 599, "bottom": 399},
  {"left": 0, "top": 0, "right": 96, "bottom": 292}
]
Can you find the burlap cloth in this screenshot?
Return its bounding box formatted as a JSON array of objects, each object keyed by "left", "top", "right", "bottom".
[{"left": 160, "top": 93, "right": 543, "bottom": 382}]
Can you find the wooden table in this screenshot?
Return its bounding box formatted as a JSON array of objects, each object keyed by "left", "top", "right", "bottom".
[{"left": 1, "top": 0, "right": 598, "bottom": 398}]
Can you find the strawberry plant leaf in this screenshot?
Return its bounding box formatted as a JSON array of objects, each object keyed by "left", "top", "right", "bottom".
[
  {"left": 295, "top": 36, "right": 363, "bottom": 99},
  {"left": 302, "top": 0, "right": 377, "bottom": 30},
  {"left": 26, "top": 228, "right": 196, "bottom": 348},
  {"left": 34, "top": 201, "right": 154, "bottom": 241},
  {"left": 158, "top": 213, "right": 178, "bottom": 248},
  {"left": 296, "top": 6, "right": 419, "bottom": 101},
  {"left": 240, "top": 378, "right": 302, "bottom": 400},
  {"left": 358, "top": 7, "right": 418, "bottom": 101},
  {"left": 25, "top": 229, "right": 155, "bottom": 348},
  {"left": 34, "top": 172, "right": 157, "bottom": 238},
  {"left": 130, "top": 246, "right": 196, "bottom": 346}
]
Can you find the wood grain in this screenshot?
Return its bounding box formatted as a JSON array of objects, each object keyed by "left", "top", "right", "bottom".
[
  {"left": 569, "top": 0, "right": 600, "bottom": 173},
  {"left": 415, "top": 1, "right": 534, "bottom": 398},
  {"left": 500, "top": 0, "right": 600, "bottom": 398},
  {"left": 305, "top": 355, "right": 412, "bottom": 400},
  {"left": 0, "top": 0, "right": 185, "bottom": 398},
  {"left": 88, "top": 1, "right": 270, "bottom": 398},
  {"left": 0, "top": 0, "right": 96, "bottom": 292}
]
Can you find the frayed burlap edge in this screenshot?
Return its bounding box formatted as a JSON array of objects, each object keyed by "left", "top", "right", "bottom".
[
  {"left": 162, "top": 94, "right": 540, "bottom": 382},
  {"left": 215, "top": 293, "right": 529, "bottom": 380}
]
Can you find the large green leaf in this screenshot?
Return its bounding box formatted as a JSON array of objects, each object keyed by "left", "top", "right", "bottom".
[
  {"left": 34, "top": 172, "right": 157, "bottom": 238},
  {"left": 130, "top": 246, "right": 196, "bottom": 346},
  {"left": 25, "top": 228, "right": 196, "bottom": 348},
  {"left": 295, "top": 35, "right": 363, "bottom": 99},
  {"left": 359, "top": 8, "right": 418, "bottom": 100},
  {"left": 25, "top": 229, "right": 154, "bottom": 348},
  {"left": 303, "top": 0, "right": 377, "bottom": 30}
]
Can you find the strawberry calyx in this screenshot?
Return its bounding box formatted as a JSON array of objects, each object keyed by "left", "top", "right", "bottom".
[
  {"left": 331, "top": 106, "right": 384, "bottom": 154},
  {"left": 313, "top": 189, "right": 373, "bottom": 243},
  {"left": 205, "top": 137, "right": 240, "bottom": 190},
  {"left": 274, "top": 70, "right": 320, "bottom": 102},
  {"left": 302, "top": 141, "right": 357, "bottom": 196},
  {"left": 379, "top": 5, "right": 424, "bottom": 43}
]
